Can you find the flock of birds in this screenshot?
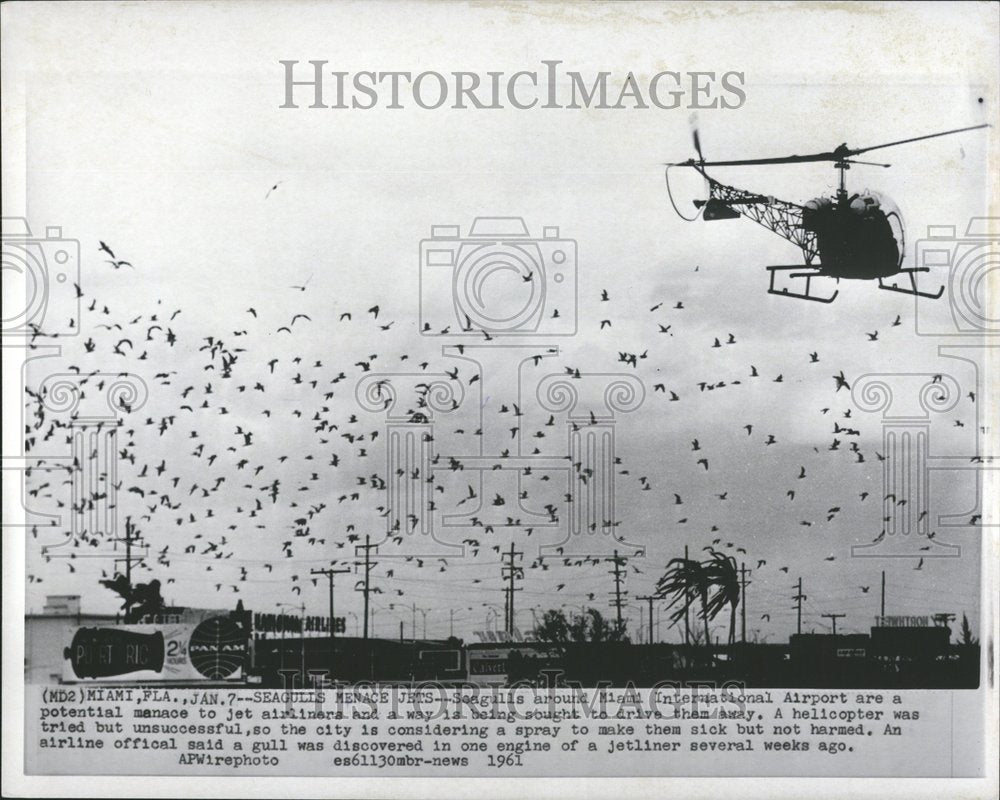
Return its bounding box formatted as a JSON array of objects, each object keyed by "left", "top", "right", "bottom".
[{"left": 20, "top": 236, "right": 983, "bottom": 639}]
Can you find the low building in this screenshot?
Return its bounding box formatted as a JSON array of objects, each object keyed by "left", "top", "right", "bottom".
[
  {"left": 869, "top": 625, "right": 950, "bottom": 659},
  {"left": 789, "top": 633, "right": 870, "bottom": 662}
]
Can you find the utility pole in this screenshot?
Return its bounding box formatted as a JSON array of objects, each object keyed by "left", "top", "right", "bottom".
[
  {"left": 880, "top": 570, "right": 886, "bottom": 620},
  {"left": 299, "top": 603, "right": 306, "bottom": 681},
  {"left": 125, "top": 519, "right": 134, "bottom": 595},
  {"left": 684, "top": 545, "right": 690, "bottom": 645},
  {"left": 279, "top": 624, "right": 285, "bottom": 672},
  {"left": 822, "top": 613, "right": 845, "bottom": 637},
  {"left": 311, "top": 566, "right": 350, "bottom": 675},
  {"left": 115, "top": 517, "right": 145, "bottom": 622},
  {"left": 407, "top": 603, "right": 427, "bottom": 640},
  {"left": 276, "top": 602, "right": 305, "bottom": 683},
  {"left": 501, "top": 543, "right": 523, "bottom": 635},
  {"left": 354, "top": 536, "right": 378, "bottom": 640},
  {"left": 637, "top": 595, "right": 655, "bottom": 645},
  {"left": 607, "top": 550, "right": 627, "bottom": 633},
  {"left": 739, "top": 563, "right": 751, "bottom": 644},
  {"left": 124, "top": 519, "right": 135, "bottom": 621},
  {"left": 449, "top": 609, "right": 454, "bottom": 638},
  {"left": 793, "top": 578, "right": 806, "bottom": 636}
]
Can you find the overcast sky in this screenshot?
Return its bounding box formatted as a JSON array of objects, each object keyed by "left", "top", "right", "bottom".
[{"left": 5, "top": 1, "right": 996, "bottom": 641}]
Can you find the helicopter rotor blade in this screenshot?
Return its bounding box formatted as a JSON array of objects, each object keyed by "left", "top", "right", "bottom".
[
  {"left": 664, "top": 123, "right": 988, "bottom": 168},
  {"left": 847, "top": 123, "right": 990, "bottom": 156},
  {"left": 842, "top": 159, "right": 892, "bottom": 168},
  {"left": 668, "top": 152, "right": 840, "bottom": 168}
]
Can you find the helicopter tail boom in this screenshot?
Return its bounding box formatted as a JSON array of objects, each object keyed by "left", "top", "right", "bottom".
[{"left": 700, "top": 175, "right": 819, "bottom": 263}]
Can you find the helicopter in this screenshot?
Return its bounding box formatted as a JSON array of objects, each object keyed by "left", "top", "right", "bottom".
[{"left": 665, "top": 123, "right": 989, "bottom": 303}]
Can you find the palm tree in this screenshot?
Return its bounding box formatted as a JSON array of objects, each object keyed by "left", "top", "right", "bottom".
[
  {"left": 535, "top": 607, "right": 628, "bottom": 644},
  {"left": 535, "top": 609, "right": 571, "bottom": 643},
  {"left": 582, "top": 608, "right": 628, "bottom": 643},
  {"left": 656, "top": 557, "right": 712, "bottom": 647},
  {"left": 959, "top": 613, "right": 978, "bottom": 647},
  {"left": 703, "top": 550, "right": 740, "bottom": 645}
]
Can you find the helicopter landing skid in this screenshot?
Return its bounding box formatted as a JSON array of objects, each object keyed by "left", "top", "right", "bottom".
[
  {"left": 878, "top": 268, "right": 945, "bottom": 300},
  {"left": 766, "top": 265, "right": 839, "bottom": 304}
]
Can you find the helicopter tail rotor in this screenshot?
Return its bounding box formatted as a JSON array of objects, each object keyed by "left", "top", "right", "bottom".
[
  {"left": 665, "top": 164, "right": 707, "bottom": 222},
  {"left": 663, "top": 116, "right": 708, "bottom": 220},
  {"left": 666, "top": 120, "right": 727, "bottom": 221}
]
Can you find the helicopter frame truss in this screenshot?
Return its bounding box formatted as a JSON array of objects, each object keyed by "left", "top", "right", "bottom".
[{"left": 701, "top": 173, "right": 842, "bottom": 302}]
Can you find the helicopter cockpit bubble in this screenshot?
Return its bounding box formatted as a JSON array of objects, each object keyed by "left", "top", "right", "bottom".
[{"left": 866, "top": 191, "right": 906, "bottom": 268}]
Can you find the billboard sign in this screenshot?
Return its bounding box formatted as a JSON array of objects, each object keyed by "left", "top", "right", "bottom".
[{"left": 62, "top": 608, "right": 247, "bottom": 682}]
